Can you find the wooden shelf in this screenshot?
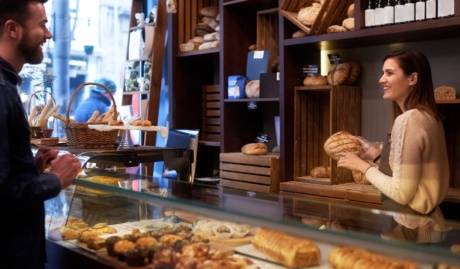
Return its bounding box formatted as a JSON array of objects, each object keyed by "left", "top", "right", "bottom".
[
  {"left": 198, "top": 140, "right": 221, "bottom": 147},
  {"left": 436, "top": 99, "right": 460, "bottom": 104},
  {"left": 284, "top": 17, "right": 460, "bottom": 50},
  {"left": 224, "top": 97, "right": 279, "bottom": 103},
  {"left": 177, "top": 48, "right": 219, "bottom": 58}
]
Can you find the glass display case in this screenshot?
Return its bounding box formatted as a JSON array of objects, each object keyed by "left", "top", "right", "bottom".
[{"left": 44, "top": 150, "right": 460, "bottom": 269}]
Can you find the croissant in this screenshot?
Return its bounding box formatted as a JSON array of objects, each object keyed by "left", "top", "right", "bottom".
[{"left": 252, "top": 228, "right": 320, "bottom": 268}]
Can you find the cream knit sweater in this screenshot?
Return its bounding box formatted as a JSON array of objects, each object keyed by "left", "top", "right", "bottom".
[{"left": 365, "top": 109, "right": 449, "bottom": 214}]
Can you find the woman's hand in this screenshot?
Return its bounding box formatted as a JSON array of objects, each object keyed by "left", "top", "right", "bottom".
[
  {"left": 352, "top": 136, "right": 382, "bottom": 161},
  {"left": 335, "top": 152, "right": 371, "bottom": 174},
  {"left": 35, "top": 147, "right": 59, "bottom": 174}
]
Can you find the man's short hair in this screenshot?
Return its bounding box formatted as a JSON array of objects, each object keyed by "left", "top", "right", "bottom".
[{"left": 0, "top": 0, "right": 48, "bottom": 32}]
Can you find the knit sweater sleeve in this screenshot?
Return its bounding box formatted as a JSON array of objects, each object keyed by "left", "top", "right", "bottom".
[{"left": 365, "top": 110, "right": 423, "bottom": 206}]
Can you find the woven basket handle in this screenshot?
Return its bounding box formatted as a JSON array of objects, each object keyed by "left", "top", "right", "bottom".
[
  {"left": 27, "top": 90, "right": 57, "bottom": 114},
  {"left": 66, "top": 82, "right": 118, "bottom": 123}
]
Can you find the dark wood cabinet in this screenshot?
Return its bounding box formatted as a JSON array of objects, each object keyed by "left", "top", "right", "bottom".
[{"left": 169, "top": 0, "right": 460, "bottom": 185}]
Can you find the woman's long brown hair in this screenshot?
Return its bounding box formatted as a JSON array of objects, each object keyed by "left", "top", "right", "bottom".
[{"left": 383, "top": 50, "right": 443, "bottom": 124}]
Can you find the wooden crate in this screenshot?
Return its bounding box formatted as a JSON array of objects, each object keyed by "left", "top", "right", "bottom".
[
  {"left": 294, "top": 85, "right": 361, "bottom": 185},
  {"left": 201, "top": 84, "right": 220, "bottom": 142},
  {"left": 219, "top": 153, "right": 280, "bottom": 194},
  {"left": 176, "top": 0, "right": 219, "bottom": 46},
  {"left": 257, "top": 8, "right": 279, "bottom": 71},
  {"left": 280, "top": 0, "right": 353, "bottom": 36}
]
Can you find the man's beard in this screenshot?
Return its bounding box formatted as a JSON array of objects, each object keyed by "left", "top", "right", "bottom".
[{"left": 18, "top": 31, "right": 44, "bottom": 64}]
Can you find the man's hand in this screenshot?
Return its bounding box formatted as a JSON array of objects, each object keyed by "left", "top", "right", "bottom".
[
  {"left": 35, "top": 147, "right": 59, "bottom": 174},
  {"left": 50, "top": 154, "right": 82, "bottom": 189}
]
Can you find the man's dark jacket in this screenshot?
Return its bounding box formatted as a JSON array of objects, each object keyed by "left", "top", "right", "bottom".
[{"left": 0, "top": 57, "right": 61, "bottom": 268}]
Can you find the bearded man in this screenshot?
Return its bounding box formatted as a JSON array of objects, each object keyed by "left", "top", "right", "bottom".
[{"left": 0, "top": 1, "right": 81, "bottom": 268}]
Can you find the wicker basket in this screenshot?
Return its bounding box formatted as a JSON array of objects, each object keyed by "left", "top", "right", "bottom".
[
  {"left": 63, "top": 82, "right": 118, "bottom": 149},
  {"left": 28, "top": 90, "right": 57, "bottom": 138}
]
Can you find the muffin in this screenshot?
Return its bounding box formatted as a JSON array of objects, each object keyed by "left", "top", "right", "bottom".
[
  {"left": 153, "top": 248, "right": 173, "bottom": 269},
  {"left": 124, "top": 247, "right": 145, "bottom": 267},
  {"left": 136, "top": 236, "right": 157, "bottom": 248},
  {"left": 113, "top": 240, "right": 136, "bottom": 261},
  {"left": 105, "top": 236, "right": 121, "bottom": 257}
]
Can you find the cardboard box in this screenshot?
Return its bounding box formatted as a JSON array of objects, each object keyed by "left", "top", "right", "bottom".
[{"left": 228, "top": 75, "right": 247, "bottom": 99}]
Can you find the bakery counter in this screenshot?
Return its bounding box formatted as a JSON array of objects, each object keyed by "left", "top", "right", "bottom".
[{"left": 45, "top": 173, "right": 460, "bottom": 268}]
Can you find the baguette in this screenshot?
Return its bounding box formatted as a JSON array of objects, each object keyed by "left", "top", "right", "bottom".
[
  {"left": 42, "top": 104, "right": 60, "bottom": 127},
  {"left": 95, "top": 112, "right": 106, "bottom": 123},
  {"left": 252, "top": 228, "right": 321, "bottom": 268},
  {"left": 36, "top": 99, "right": 53, "bottom": 127},
  {"left": 53, "top": 113, "right": 76, "bottom": 123},
  {"left": 102, "top": 106, "right": 115, "bottom": 122},
  {"left": 29, "top": 106, "right": 38, "bottom": 126},
  {"left": 87, "top": 110, "right": 100, "bottom": 123}
]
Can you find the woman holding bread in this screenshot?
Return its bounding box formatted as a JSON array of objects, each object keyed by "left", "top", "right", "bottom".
[
  {"left": 0, "top": 1, "right": 82, "bottom": 268},
  {"left": 336, "top": 50, "right": 449, "bottom": 237}
]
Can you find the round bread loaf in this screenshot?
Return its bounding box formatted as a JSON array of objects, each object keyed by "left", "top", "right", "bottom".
[
  {"left": 352, "top": 170, "right": 370, "bottom": 184},
  {"left": 310, "top": 166, "right": 331, "bottom": 178},
  {"left": 245, "top": 80, "right": 260, "bottom": 98},
  {"left": 241, "top": 143, "right": 267, "bottom": 155},
  {"left": 199, "top": 6, "right": 219, "bottom": 18},
  {"left": 327, "top": 25, "right": 347, "bottom": 33},
  {"left": 324, "top": 131, "right": 361, "bottom": 160},
  {"left": 327, "top": 62, "right": 351, "bottom": 85},
  {"left": 434, "top": 86, "right": 456, "bottom": 100},
  {"left": 347, "top": 3, "right": 354, "bottom": 18},
  {"left": 342, "top": 17, "right": 355, "bottom": 31},
  {"left": 297, "top": 4, "right": 321, "bottom": 26},
  {"left": 344, "top": 61, "right": 361, "bottom": 85},
  {"left": 303, "top": 75, "right": 327, "bottom": 86},
  {"left": 292, "top": 30, "right": 307, "bottom": 38}
]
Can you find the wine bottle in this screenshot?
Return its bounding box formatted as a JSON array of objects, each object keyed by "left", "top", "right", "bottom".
[
  {"left": 395, "top": 0, "right": 406, "bottom": 23},
  {"left": 375, "top": 0, "right": 386, "bottom": 26},
  {"left": 365, "top": 0, "right": 376, "bottom": 27},
  {"left": 405, "top": 0, "right": 415, "bottom": 22},
  {"left": 415, "top": 0, "right": 426, "bottom": 21},
  {"left": 384, "top": 0, "right": 395, "bottom": 25},
  {"left": 426, "top": 0, "right": 437, "bottom": 19},
  {"left": 445, "top": 0, "right": 454, "bottom": 17}
]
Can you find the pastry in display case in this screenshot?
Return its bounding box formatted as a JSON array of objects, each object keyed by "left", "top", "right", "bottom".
[{"left": 44, "top": 150, "right": 460, "bottom": 269}]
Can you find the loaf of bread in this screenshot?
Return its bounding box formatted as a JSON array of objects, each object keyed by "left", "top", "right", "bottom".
[
  {"left": 327, "top": 62, "right": 351, "bottom": 85},
  {"left": 342, "top": 17, "right": 355, "bottom": 31},
  {"left": 343, "top": 61, "right": 361, "bottom": 85},
  {"left": 328, "top": 246, "right": 420, "bottom": 269},
  {"left": 252, "top": 228, "right": 321, "bottom": 268},
  {"left": 241, "top": 143, "right": 267, "bottom": 155},
  {"left": 297, "top": 4, "right": 321, "bottom": 26},
  {"left": 303, "top": 76, "right": 327, "bottom": 86},
  {"left": 324, "top": 131, "right": 361, "bottom": 161},
  {"left": 327, "top": 25, "right": 347, "bottom": 33},
  {"left": 352, "top": 170, "right": 370, "bottom": 184},
  {"left": 134, "top": 120, "right": 152, "bottom": 126},
  {"left": 199, "top": 6, "right": 219, "bottom": 18},
  {"left": 245, "top": 80, "right": 260, "bottom": 98},
  {"left": 347, "top": 3, "right": 354, "bottom": 18},
  {"left": 434, "top": 86, "right": 456, "bottom": 100},
  {"left": 310, "top": 166, "right": 331, "bottom": 178},
  {"left": 292, "top": 30, "right": 307, "bottom": 38}
]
